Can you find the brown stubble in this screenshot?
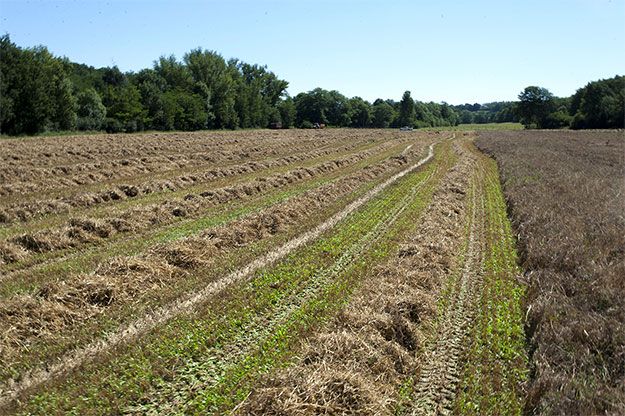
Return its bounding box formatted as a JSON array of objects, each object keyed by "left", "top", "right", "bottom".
[{"left": 476, "top": 130, "right": 625, "bottom": 415}]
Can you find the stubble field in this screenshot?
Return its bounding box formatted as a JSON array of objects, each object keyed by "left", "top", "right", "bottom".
[
  {"left": 0, "top": 128, "right": 619, "bottom": 415},
  {"left": 476, "top": 130, "right": 625, "bottom": 415}
]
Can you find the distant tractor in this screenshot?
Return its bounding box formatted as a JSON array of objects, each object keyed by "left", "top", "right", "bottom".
[{"left": 313, "top": 123, "right": 326, "bottom": 129}]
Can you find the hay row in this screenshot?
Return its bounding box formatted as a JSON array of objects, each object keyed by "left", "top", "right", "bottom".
[
  {"left": 0, "top": 133, "right": 338, "bottom": 198},
  {"left": 0, "top": 141, "right": 400, "bottom": 265},
  {"left": 239, "top": 140, "right": 477, "bottom": 415},
  {"left": 0, "top": 129, "right": 331, "bottom": 173},
  {"left": 0, "top": 138, "right": 376, "bottom": 223},
  {"left": 0, "top": 141, "right": 431, "bottom": 374}
]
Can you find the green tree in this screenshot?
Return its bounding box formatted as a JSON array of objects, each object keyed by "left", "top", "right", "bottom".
[
  {"left": 277, "top": 97, "right": 296, "bottom": 128},
  {"left": 134, "top": 68, "right": 168, "bottom": 129},
  {"left": 161, "top": 89, "right": 208, "bottom": 130},
  {"left": 75, "top": 88, "right": 106, "bottom": 130},
  {"left": 102, "top": 83, "right": 146, "bottom": 132},
  {"left": 414, "top": 101, "right": 433, "bottom": 127},
  {"left": 571, "top": 76, "right": 625, "bottom": 129},
  {"left": 293, "top": 88, "right": 352, "bottom": 127},
  {"left": 154, "top": 56, "right": 193, "bottom": 90},
  {"left": 459, "top": 109, "right": 474, "bottom": 124},
  {"left": 371, "top": 101, "right": 395, "bottom": 128},
  {"left": 440, "top": 102, "right": 458, "bottom": 126},
  {"left": 348, "top": 97, "right": 371, "bottom": 127},
  {"left": 184, "top": 49, "right": 238, "bottom": 128},
  {"left": 67, "top": 62, "right": 106, "bottom": 92},
  {"left": 326, "top": 90, "right": 351, "bottom": 126},
  {"left": 517, "top": 86, "right": 556, "bottom": 128},
  {"left": 294, "top": 88, "right": 330, "bottom": 126},
  {"left": 0, "top": 35, "right": 77, "bottom": 135},
  {"left": 398, "top": 91, "right": 415, "bottom": 127},
  {"left": 234, "top": 63, "right": 270, "bottom": 128},
  {"left": 53, "top": 77, "right": 77, "bottom": 130}
]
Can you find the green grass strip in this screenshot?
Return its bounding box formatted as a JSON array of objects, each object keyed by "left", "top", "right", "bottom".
[{"left": 453, "top": 150, "right": 528, "bottom": 415}]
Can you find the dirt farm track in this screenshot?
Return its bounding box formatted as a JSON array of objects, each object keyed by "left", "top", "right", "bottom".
[{"left": 0, "top": 128, "right": 623, "bottom": 415}]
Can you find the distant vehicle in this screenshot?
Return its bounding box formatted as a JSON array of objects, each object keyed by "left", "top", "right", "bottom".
[
  {"left": 313, "top": 123, "right": 326, "bottom": 129},
  {"left": 400, "top": 126, "right": 414, "bottom": 131},
  {"left": 269, "top": 122, "right": 282, "bottom": 129}
]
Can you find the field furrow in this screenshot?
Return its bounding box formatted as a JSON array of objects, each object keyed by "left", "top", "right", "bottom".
[
  {"left": 237, "top": 137, "right": 467, "bottom": 415},
  {"left": 0, "top": 138, "right": 418, "bottom": 283},
  {"left": 4, "top": 140, "right": 445, "bottom": 414},
  {"left": 1, "top": 145, "right": 432, "bottom": 389},
  {"left": 411, "top": 145, "right": 486, "bottom": 415},
  {"left": 128, "top": 146, "right": 439, "bottom": 415},
  {"left": 236, "top": 138, "right": 528, "bottom": 416},
  {"left": 0, "top": 131, "right": 346, "bottom": 199}
]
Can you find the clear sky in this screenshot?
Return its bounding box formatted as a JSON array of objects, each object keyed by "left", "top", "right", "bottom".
[{"left": 1, "top": 0, "right": 623, "bottom": 104}]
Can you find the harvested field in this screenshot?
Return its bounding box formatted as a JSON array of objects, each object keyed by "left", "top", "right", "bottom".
[
  {"left": 0, "top": 130, "right": 343, "bottom": 199},
  {"left": 476, "top": 130, "right": 625, "bottom": 415},
  {"left": 0, "top": 140, "right": 401, "bottom": 266},
  {"left": 0, "top": 136, "right": 381, "bottom": 223},
  {"left": 0, "top": 128, "right": 536, "bottom": 415}
]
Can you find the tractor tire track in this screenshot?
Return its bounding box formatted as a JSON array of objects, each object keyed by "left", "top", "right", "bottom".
[
  {"left": 0, "top": 143, "right": 436, "bottom": 410},
  {"left": 411, "top": 155, "right": 486, "bottom": 416},
  {"left": 133, "top": 158, "right": 436, "bottom": 414}
]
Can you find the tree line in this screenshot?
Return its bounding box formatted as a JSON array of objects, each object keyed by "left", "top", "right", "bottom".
[
  {"left": 1, "top": 35, "right": 291, "bottom": 135},
  {"left": 517, "top": 76, "right": 624, "bottom": 129},
  {"left": 0, "top": 35, "right": 622, "bottom": 135},
  {"left": 0, "top": 35, "right": 460, "bottom": 135}
]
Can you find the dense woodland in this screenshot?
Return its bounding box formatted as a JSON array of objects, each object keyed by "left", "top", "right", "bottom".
[{"left": 0, "top": 35, "right": 622, "bottom": 136}]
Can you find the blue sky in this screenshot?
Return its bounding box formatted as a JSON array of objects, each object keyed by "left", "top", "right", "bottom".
[{"left": 1, "top": 0, "right": 623, "bottom": 104}]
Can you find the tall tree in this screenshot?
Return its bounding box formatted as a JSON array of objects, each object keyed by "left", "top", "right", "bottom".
[
  {"left": 517, "top": 86, "right": 556, "bottom": 128},
  {"left": 348, "top": 97, "right": 371, "bottom": 127},
  {"left": 326, "top": 90, "right": 350, "bottom": 126},
  {"left": 154, "top": 56, "right": 193, "bottom": 90},
  {"left": 161, "top": 88, "right": 208, "bottom": 130},
  {"left": 53, "top": 77, "right": 77, "bottom": 130},
  {"left": 102, "top": 81, "right": 146, "bottom": 132},
  {"left": 398, "top": 90, "right": 415, "bottom": 127},
  {"left": 371, "top": 101, "right": 395, "bottom": 128},
  {"left": 277, "top": 97, "right": 296, "bottom": 128},
  {"left": 571, "top": 76, "right": 625, "bottom": 129},
  {"left": 76, "top": 88, "right": 106, "bottom": 130},
  {"left": 0, "top": 35, "right": 77, "bottom": 134},
  {"left": 134, "top": 68, "right": 168, "bottom": 130},
  {"left": 440, "top": 102, "right": 458, "bottom": 126},
  {"left": 294, "top": 88, "right": 330, "bottom": 126},
  {"left": 184, "top": 49, "right": 238, "bottom": 128}
]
